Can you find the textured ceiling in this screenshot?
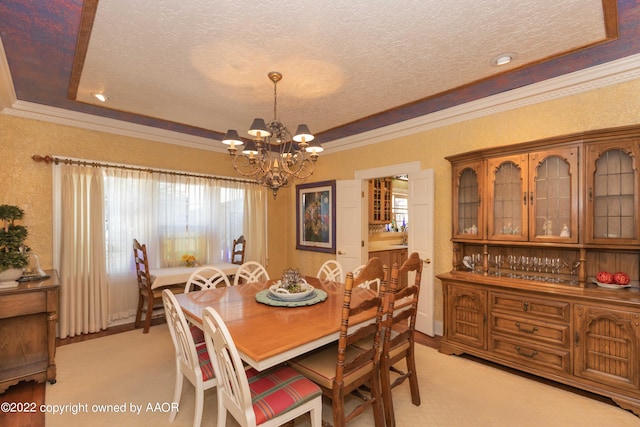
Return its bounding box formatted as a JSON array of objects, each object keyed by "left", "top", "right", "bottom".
[{"left": 1, "top": 0, "right": 639, "bottom": 148}]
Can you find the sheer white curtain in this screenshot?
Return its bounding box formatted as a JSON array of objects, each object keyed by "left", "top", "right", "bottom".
[
  {"left": 55, "top": 160, "right": 265, "bottom": 331},
  {"left": 244, "top": 183, "right": 268, "bottom": 265},
  {"left": 58, "top": 164, "right": 109, "bottom": 338},
  {"left": 104, "top": 168, "right": 155, "bottom": 321}
]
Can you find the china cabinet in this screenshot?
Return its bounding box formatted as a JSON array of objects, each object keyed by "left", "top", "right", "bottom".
[
  {"left": 452, "top": 160, "right": 484, "bottom": 240},
  {"left": 439, "top": 125, "right": 640, "bottom": 416},
  {"left": 369, "top": 178, "right": 392, "bottom": 224},
  {"left": 486, "top": 146, "right": 578, "bottom": 243},
  {"left": 584, "top": 139, "right": 640, "bottom": 245}
]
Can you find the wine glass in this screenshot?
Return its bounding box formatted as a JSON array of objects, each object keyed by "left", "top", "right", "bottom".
[{"left": 563, "top": 259, "right": 581, "bottom": 284}]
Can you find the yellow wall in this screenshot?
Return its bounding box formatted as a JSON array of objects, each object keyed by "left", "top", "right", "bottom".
[
  {"left": 284, "top": 78, "right": 640, "bottom": 322},
  {"left": 2, "top": 78, "right": 640, "bottom": 326}
]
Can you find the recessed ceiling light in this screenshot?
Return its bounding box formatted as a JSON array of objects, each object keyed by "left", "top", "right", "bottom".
[
  {"left": 491, "top": 53, "right": 516, "bottom": 67},
  {"left": 92, "top": 92, "right": 110, "bottom": 102}
]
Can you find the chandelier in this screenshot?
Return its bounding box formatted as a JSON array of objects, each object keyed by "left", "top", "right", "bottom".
[{"left": 221, "top": 71, "right": 323, "bottom": 198}]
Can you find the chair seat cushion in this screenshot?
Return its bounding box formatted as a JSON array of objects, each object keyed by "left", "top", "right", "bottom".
[
  {"left": 189, "top": 323, "right": 205, "bottom": 344},
  {"left": 288, "top": 344, "right": 373, "bottom": 389},
  {"left": 195, "top": 341, "right": 215, "bottom": 381},
  {"left": 247, "top": 365, "right": 321, "bottom": 425}
]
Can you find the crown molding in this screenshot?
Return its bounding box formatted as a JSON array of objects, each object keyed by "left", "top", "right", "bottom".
[
  {"left": 324, "top": 53, "right": 640, "bottom": 154},
  {"left": 2, "top": 36, "right": 639, "bottom": 153}
]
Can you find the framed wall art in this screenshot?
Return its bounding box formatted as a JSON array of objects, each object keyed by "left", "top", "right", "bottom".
[{"left": 296, "top": 180, "right": 336, "bottom": 253}]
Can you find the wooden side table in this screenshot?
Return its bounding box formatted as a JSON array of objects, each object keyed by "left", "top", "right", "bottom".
[{"left": 0, "top": 270, "right": 59, "bottom": 393}]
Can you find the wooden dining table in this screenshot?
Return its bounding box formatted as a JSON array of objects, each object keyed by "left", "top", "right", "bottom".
[
  {"left": 149, "top": 262, "right": 239, "bottom": 289},
  {"left": 174, "top": 276, "right": 378, "bottom": 371}
]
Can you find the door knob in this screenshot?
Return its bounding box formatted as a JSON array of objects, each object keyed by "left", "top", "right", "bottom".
[
  {"left": 338, "top": 250, "right": 345, "bottom": 255},
  {"left": 424, "top": 259, "right": 431, "bottom": 264}
]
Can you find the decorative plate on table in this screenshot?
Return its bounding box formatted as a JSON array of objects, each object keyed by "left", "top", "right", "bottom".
[
  {"left": 268, "top": 280, "right": 315, "bottom": 301},
  {"left": 256, "top": 288, "right": 327, "bottom": 307},
  {"left": 592, "top": 279, "right": 632, "bottom": 289}
]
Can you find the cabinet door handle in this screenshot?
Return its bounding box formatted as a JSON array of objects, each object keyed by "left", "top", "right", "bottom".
[
  {"left": 523, "top": 302, "right": 529, "bottom": 311},
  {"left": 338, "top": 250, "right": 345, "bottom": 255},
  {"left": 523, "top": 192, "right": 527, "bottom": 205},
  {"left": 515, "top": 322, "right": 538, "bottom": 334},
  {"left": 575, "top": 332, "right": 580, "bottom": 347},
  {"left": 588, "top": 187, "right": 592, "bottom": 202},
  {"left": 515, "top": 346, "right": 538, "bottom": 358},
  {"left": 530, "top": 191, "right": 534, "bottom": 205}
]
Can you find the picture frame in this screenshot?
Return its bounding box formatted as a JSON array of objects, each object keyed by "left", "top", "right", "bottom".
[{"left": 296, "top": 180, "right": 336, "bottom": 253}]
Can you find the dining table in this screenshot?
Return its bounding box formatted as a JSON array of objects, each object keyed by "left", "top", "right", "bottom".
[
  {"left": 149, "top": 262, "right": 240, "bottom": 289},
  {"left": 174, "top": 276, "right": 379, "bottom": 371}
]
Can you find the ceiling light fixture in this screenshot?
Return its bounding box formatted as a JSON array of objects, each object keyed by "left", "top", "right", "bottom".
[
  {"left": 92, "top": 92, "right": 110, "bottom": 102},
  {"left": 221, "top": 71, "right": 323, "bottom": 198},
  {"left": 491, "top": 53, "right": 516, "bottom": 66}
]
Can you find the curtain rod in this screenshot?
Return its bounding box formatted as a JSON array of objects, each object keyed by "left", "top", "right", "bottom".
[{"left": 31, "top": 154, "right": 258, "bottom": 185}]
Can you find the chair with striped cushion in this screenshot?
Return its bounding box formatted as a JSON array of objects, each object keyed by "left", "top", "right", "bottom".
[
  {"left": 380, "top": 252, "right": 423, "bottom": 427},
  {"left": 162, "top": 290, "right": 217, "bottom": 427},
  {"left": 288, "top": 272, "right": 386, "bottom": 427},
  {"left": 184, "top": 266, "right": 232, "bottom": 343},
  {"left": 202, "top": 306, "right": 322, "bottom": 427},
  {"left": 233, "top": 261, "right": 270, "bottom": 286}
]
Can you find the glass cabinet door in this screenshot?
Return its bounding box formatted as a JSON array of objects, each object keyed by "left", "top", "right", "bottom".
[
  {"left": 487, "top": 154, "right": 528, "bottom": 241},
  {"left": 529, "top": 147, "right": 579, "bottom": 243},
  {"left": 585, "top": 141, "right": 640, "bottom": 244},
  {"left": 452, "top": 161, "right": 484, "bottom": 240}
]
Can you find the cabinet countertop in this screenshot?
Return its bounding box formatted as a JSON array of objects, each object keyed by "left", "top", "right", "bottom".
[{"left": 368, "top": 244, "right": 408, "bottom": 252}]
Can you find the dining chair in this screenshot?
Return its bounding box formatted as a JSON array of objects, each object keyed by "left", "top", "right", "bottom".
[
  {"left": 353, "top": 257, "right": 385, "bottom": 294},
  {"left": 380, "top": 252, "right": 423, "bottom": 427},
  {"left": 184, "top": 266, "right": 232, "bottom": 343},
  {"left": 231, "top": 235, "right": 246, "bottom": 265},
  {"left": 162, "top": 290, "right": 217, "bottom": 427},
  {"left": 202, "top": 306, "right": 323, "bottom": 427},
  {"left": 288, "top": 272, "right": 386, "bottom": 427},
  {"left": 316, "top": 259, "right": 344, "bottom": 282},
  {"left": 133, "top": 238, "right": 183, "bottom": 333},
  {"left": 184, "top": 265, "right": 232, "bottom": 293},
  {"left": 233, "top": 261, "right": 270, "bottom": 286}
]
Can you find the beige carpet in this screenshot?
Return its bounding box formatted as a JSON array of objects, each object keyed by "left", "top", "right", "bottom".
[{"left": 46, "top": 324, "right": 640, "bottom": 426}]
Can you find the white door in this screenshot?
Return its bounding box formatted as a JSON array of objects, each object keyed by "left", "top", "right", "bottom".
[
  {"left": 408, "top": 169, "right": 435, "bottom": 336},
  {"left": 336, "top": 180, "right": 367, "bottom": 274}
]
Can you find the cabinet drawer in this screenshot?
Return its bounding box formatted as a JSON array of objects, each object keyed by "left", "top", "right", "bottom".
[
  {"left": 0, "top": 292, "right": 46, "bottom": 319},
  {"left": 490, "top": 335, "right": 571, "bottom": 375},
  {"left": 491, "top": 292, "right": 569, "bottom": 322},
  {"left": 489, "top": 312, "right": 570, "bottom": 348}
]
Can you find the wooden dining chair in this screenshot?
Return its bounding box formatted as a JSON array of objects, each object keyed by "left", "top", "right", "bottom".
[
  {"left": 202, "top": 306, "right": 323, "bottom": 427},
  {"left": 380, "top": 252, "right": 423, "bottom": 427},
  {"left": 354, "top": 257, "right": 385, "bottom": 294},
  {"left": 288, "top": 272, "right": 386, "bottom": 427},
  {"left": 316, "top": 259, "right": 344, "bottom": 282},
  {"left": 133, "top": 238, "right": 183, "bottom": 333},
  {"left": 233, "top": 261, "right": 270, "bottom": 286},
  {"left": 231, "top": 235, "right": 246, "bottom": 265},
  {"left": 162, "top": 290, "right": 217, "bottom": 427}
]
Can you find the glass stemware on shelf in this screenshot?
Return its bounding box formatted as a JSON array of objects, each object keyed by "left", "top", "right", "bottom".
[
  {"left": 463, "top": 253, "right": 581, "bottom": 284},
  {"left": 563, "top": 259, "right": 581, "bottom": 284}
]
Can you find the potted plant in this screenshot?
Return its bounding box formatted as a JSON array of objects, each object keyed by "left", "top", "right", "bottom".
[{"left": 0, "top": 204, "right": 29, "bottom": 286}]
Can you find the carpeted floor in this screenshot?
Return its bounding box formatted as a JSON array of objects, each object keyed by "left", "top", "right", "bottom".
[{"left": 45, "top": 324, "right": 640, "bottom": 426}]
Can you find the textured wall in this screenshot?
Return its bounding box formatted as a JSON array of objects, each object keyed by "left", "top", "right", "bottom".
[
  {"left": 2, "top": 78, "right": 640, "bottom": 327},
  {"left": 288, "top": 78, "right": 640, "bottom": 324}
]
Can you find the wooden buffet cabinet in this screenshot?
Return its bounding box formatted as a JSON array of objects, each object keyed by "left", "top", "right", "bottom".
[
  {"left": 438, "top": 125, "right": 640, "bottom": 415},
  {"left": 0, "top": 271, "right": 59, "bottom": 393}
]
